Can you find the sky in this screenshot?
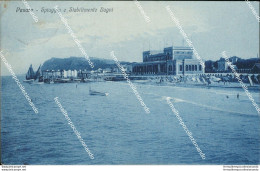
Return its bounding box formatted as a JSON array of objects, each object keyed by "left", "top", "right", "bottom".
[{"left": 1, "top": 1, "right": 259, "bottom": 75}]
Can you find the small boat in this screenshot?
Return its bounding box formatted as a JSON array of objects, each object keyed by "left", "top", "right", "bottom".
[
  {"left": 44, "top": 79, "right": 54, "bottom": 84},
  {"left": 104, "top": 76, "right": 113, "bottom": 81},
  {"left": 56, "top": 79, "right": 70, "bottom": 83},
  {"left": 134, "top": 80, "right": 150, "bottom": 84},
  {"left": 23, "top": 79, "right": 34, "bottom": 83},
  {"left": 210, "top": 76, "right": 221, "bottom": 83},
  {"left": 73, "top": 79, "right": 81, "bottom": 83},
  {"left": 84, "top": 78, "right": 93, "bottom": 82},
  {"left": 23, "top": 64, "right": 35, "bottom": 83},
  {"left": 32, "top": 81, "right": 44, "bottom": 85},
  {"left": 112, "top": 75, "right": 126, "bottom": 81},
  {"left": 24, "top": 64, "right": 43, "bottom": 84},
  {"left": 89, "top": 88, "right": 108, "bottom": 96}
]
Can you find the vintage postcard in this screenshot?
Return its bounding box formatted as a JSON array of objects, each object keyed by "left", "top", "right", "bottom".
[{"left": 0, "top": 0, "right": 259, "bottom": 169}]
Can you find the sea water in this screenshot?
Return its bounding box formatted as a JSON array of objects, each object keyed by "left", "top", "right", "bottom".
[{"left": 1, "top": 76, "right": 259, "bottom": 164}]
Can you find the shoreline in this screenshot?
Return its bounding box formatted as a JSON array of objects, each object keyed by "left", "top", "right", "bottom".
[{"left": 1, "top": 75, "right": 260, "bottom": 92}]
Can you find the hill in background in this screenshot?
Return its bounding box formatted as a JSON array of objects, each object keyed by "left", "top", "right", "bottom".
[{"left": 41, "top": 57, "right": 131, "bottom": 71}]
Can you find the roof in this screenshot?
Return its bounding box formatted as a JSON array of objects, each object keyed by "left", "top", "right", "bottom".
[
  {"left": 150, "top": 50, "right": 164, "bottom": 55},
  {"left": 173, "top": 46, "right": 193, "bottom": 50}
]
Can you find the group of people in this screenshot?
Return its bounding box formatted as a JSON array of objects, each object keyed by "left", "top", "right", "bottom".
[{"left": 226, "top": 93, "right": 239, "bottom": 99}]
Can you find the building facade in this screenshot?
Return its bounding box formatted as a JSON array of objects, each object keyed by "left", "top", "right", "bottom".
[
  {"left": 132, "top": 46, "right": 204, "bottom": 75},
  {"left": 217, "top": 58, "right": 229, "bottom": 72}
]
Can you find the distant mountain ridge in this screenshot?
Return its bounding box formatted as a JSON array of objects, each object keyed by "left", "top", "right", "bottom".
[{"left": 41, "top": 57, "right": 131, "bottom": 71}]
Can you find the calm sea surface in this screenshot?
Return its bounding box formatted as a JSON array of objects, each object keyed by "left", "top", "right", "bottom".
[{"left": 1, "top": 76, "right": 260, "bottom": 164}]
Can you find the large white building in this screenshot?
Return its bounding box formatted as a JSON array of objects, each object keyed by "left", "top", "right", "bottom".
[{"left": 132, "top": 46, "right": 204, "bottom": 75}]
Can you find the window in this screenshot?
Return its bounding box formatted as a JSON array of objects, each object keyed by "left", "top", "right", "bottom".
[
  {"left": 192, "top": 65, "right": 194, "bottom": 71},
  {"left": 167, "top": 53, "right": 171, "bottom": 60},
  {"left": 195, "top": 65, "right": 197, "bottom": 71},
  {"left": 189, "top": 65, "right": 191, "bottom": 71},
  {"left": 186, "top": 65, "right": 188, "bottom": 71},
  {"left": 169, "top": 65, "right": 172, "bottom": 71},
  {"left": 180, "top": 65, "right": 182, "bottom": 71},
  {"left": 199, "top": 65, "right": 202, "bottom": 71}
]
